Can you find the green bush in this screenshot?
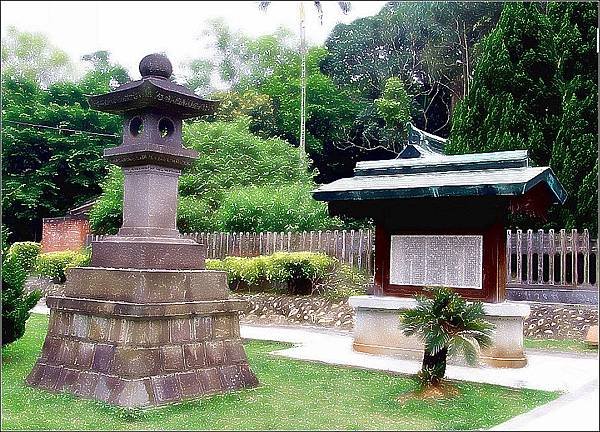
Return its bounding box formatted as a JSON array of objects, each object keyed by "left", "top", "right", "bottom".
[
  {"left": 35, "top": 250, "right": 91, "bottom": 283},
  {"left": 2, "top": 232, "right": 42, "bottom": 346},
  {"left": 89, "top": 119, "right": 347, "bottom": 235},
  {"left": 7, "top": 242, "right": 41, "bottom": 273},
  {"left": 206, "top": 252, "right": 366, "bottom": 297},
  {"left": 215, "top": 183, "right": 342, "bottom": 232}
]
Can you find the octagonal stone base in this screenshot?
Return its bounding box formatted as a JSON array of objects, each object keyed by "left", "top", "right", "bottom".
[
  {"left": 26, "top": 268, "right": 258, "bottom": 408},
  {"left": 349, "top": 296, "right": 530, "bottom": 368}
]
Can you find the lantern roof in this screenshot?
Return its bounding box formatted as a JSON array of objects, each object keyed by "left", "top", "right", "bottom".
[{"left": 88, "top": 53, "right": 218, "bottom": 119}]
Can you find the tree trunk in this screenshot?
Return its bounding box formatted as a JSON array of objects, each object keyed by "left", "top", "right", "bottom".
[
  {"left": 299, "top": 2, "right": 307, "bottom": 161},
  {"left": 420, "top": 347, "right": 448, "bottom": 386}
]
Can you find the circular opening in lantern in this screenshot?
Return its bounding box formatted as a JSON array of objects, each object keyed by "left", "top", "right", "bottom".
[
  {"left": 129, "top": 117, "right": 143, "bottom": 136},
  {"left": 159, "top": 118, "right": 175, "bottom": 138}
]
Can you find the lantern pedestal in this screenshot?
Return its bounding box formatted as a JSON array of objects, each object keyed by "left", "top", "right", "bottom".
[{"left": 27, "top": 268, "right": 258, "bottom": 408}]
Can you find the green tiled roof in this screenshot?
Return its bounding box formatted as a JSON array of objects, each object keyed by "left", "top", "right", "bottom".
[{"left": 313, "top": 126, "right": 567, "bottom": 204}]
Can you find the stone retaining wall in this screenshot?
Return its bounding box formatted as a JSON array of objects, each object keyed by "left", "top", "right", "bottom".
[{"left": 234, "top": 293, "right": 598, "bottom": 339}]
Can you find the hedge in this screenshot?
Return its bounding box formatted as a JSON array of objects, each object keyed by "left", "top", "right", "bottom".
[
  {"left": 7, "top": 242, "right": 41, "bottom": 273},
  {"left": 35, "top": 250, "right": 91, "bottom": 283},
  {"left": 206, "top": 252, "right": 367, "bottom": 298}
]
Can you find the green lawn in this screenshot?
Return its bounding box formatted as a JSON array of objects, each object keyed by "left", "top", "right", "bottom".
[
  {"left": 2, "top": 314, "right": 559, "bottom": 431},
  {"left": 524, "top": 338, "right": 598, "bottom": 353}
]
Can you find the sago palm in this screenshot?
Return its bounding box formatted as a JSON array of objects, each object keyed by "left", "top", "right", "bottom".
[{"left": 400, "top": 286, "right": 494, "bottom": 387}]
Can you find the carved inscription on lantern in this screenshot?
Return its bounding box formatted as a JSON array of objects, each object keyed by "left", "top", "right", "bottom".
[{"left": 389, "top": 235, "right": 483, "bottom": 289}]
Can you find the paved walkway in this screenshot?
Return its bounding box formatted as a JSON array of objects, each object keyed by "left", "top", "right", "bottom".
[{"left": 31, "top": 303, "right": 599, "bottom": 430}]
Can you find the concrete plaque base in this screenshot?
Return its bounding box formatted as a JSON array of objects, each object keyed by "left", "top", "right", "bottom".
[
  {"left": 27, "top": 268, "right": 258, "bottom": 408},
  {"left": 348, "top": 296, "right": 530, "bottom": 368}
]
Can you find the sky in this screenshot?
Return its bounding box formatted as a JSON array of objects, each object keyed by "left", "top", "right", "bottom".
[{"left": 1, "top": 1, "right": 387, "bottom": 80}]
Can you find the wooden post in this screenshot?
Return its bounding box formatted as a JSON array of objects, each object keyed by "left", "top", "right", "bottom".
[
  {"left": 358, "top": 229, "right": 364, "bottom": 271},
  {"left": 583, "top": 229, "right": 590, "bottom": 285},
  {"left": 506, "top": 230, "right": 512, "bottom": 283},
  {"left": 537, "top": 229, "right": 544, "bottom": 284},
  {"left": 526, "top": 229, "right": 533, "bottom": 285},
  {"left": 572, "top": 229, "right": 578, "bottom": 287},
  {"left": 548, "top": 229, "right": 555, "bottom": 285},
  {"left": 349, "top": 229, "right": 355, "bottom": 268},
  {"left": 560, "top": 229, "right": 567, "bottom": 285},
  {"left": 516, "top": 229, "right": 522, "bottom": 284}
]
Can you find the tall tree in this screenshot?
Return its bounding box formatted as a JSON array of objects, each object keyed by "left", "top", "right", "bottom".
[
  {"left": 1, "top": 45, "right": 127, "bottom": 241},
  {"left": 1, "top": 25, "right": 74, "bottom": 87},
  {"left": 260, "top": 46, "right": 364, "bottom": 182},
  {"left": 322, "top": 2, "right": 501, "bottom": 139},
  {"left": 183, "top": 18, "right": 296, "bottom": 93},
  {"left": 448, "top": 2, "right": 598, "bottom": 233},
  {"left": 79, "top": 50, "right": 130, "bottom": 94},
  {"left": 259, "top": 1, "right": 352, "bottom": 158}
]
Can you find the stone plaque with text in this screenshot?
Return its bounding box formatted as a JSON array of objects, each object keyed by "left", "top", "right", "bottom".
[{"left": 389, "top": 235, "right": 483, "bottom": 289}]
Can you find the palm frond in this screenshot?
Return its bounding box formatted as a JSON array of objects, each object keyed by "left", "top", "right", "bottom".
[
  {"left": 258, "top": 1, "right": 271, "bottom": 11},
  {"left": 338, "top": 1, "right": 352, "bottom": 14},
  {"left": 451, "top": 333, "right": 481, "bottom": 366},
  {"left": 313, "top": 1, "right": 324, "bottom": 24}
]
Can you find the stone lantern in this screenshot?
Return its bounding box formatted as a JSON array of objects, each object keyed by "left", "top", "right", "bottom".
[{"left": 26, "top": 54, "right": 258, "bottom": 408}]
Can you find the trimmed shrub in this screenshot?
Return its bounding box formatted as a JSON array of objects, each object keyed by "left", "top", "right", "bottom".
[
  {"left": 206, "top": 252, "right": 367, "bottom": 297},
  {"left": 215, "top": 183, "right": 342, "bottom": 232},
  {"left": 35, "top": 250, "right": 91, "bottom": 283},
  {"left": 8, "top": 241, "right": 41, "bottom": 273},
  {"left": 2, "top": 233, "right": 42, "bottom": 346}
]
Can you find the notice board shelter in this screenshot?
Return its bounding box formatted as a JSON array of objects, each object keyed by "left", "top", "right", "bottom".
[{"left": 313, "top": 125, "right": 567, "bottom": 367}]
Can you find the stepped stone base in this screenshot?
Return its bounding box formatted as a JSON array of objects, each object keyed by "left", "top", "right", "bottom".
[{"left": 26, "top": 268, "right": 258, "bottom": 408}]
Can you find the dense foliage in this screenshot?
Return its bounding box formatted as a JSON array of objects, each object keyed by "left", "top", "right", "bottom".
[
  {"left": 400, "top": 287, "right": 494, "bottom": 387},
  {"left": 322, "top": 2, "right": 502, "bottom": 139},
  {"left": 1, "top": 29, "right": 128, "bottom": 241},
  {"left": 89, "top": 119, "right": 344, "bottom": 234},
  {"left": 7, "top": 242, "right": 41, "bottom": 273},
  {"left": 448, "top": 2, "right": 598, "bottom": 233},
  {"left": 1, "top": 232, "right": 41, "bottom": 346},
  {"left": 35, "top": 249, "right": 91, "bottom": 284},
  {"left": 206, "top": 251, "right": 366, "bottom": 298}
]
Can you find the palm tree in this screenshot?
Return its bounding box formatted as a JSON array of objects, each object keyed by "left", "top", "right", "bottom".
[
  {"left": 400, "top": 286, "right": 494, "bottom": 388},
  {"left": 258, "top": 1, "right": 351, "bottom": 160}
]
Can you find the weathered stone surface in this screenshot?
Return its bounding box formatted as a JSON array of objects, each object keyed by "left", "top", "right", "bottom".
[
  {"left": 234, "top": 292, "right": 598, "bottom": 341},
  {"left": 161, "top": 345, "right": 184, "bottom": 371},
  {"left": 91, "top": 239, "right": 205, "bottom": 270},
  {"left": 46, "top": 295, "right": 249, "bottom": 318},
  {"left": 219, "top": 365, "right": 244, "bottom": 390},
  {"left": 64, "top": 267, "right": 228, "bottom": 303},
  {"left": 183, "top": 343, "right": 206, "bottom": 368},
  {"left": 205, "top": 341, "right": 225, "bottom": 367},
  {"left": 197, "top": 368, "right": 222, "bottom": 393},
  {"left": 92, "top": 344, "right": 116, "bottom": 374},
  {"left": 151, "top": 375, "right": 181, "bottom": 403},
  {"left": 213, "top": 314, "right": 233, "bottom": 339},
  {"left": 112, "top": 347, "right": 160, "bottom": 378},
  {"left": 224, "top": 340, "right": 247, "bottom": 364}
]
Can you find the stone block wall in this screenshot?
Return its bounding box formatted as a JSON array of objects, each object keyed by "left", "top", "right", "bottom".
[
  {"left": 28, "top": 308, "right": 257, "bottom": 407},
  {"left": 41, "top": 216, "right": 90, "bottom": 253}
]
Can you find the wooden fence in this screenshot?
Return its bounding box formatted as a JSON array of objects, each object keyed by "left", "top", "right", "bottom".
[
  {"left": 507, "top": 229, "right": 598, "bottom": 289},
  {"left": 183, "top": 229, "right": 375, "bottom": 274},
  {"left": 87, "top": 228, "right": 598, "bottom": 289},
  {"left": 87, "top": 229, "right": 375, "bottom": 274}
]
